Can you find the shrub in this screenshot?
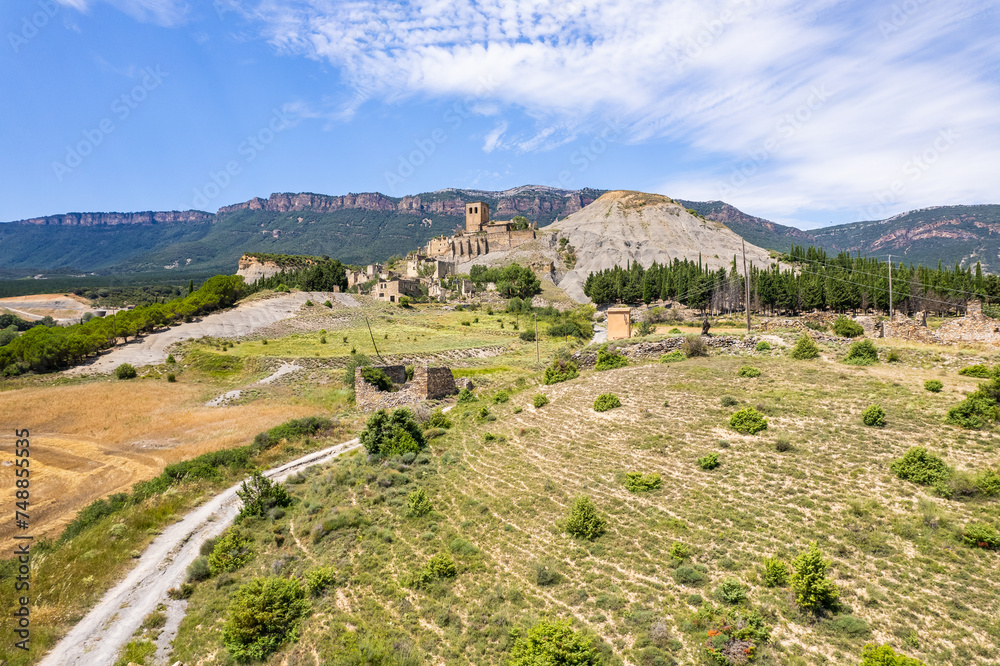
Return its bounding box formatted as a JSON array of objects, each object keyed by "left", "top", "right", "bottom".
[
  {"left": 593, "top": 393, "right": 621, "bottom": 412},
  {"left": 714, "top": 577, "right": 748, "bottom": 605},
  {"left": 595, "top": 346, "right": 628, "bottom": 371},
  {"left": 887, "top": 350, "right": 901, "bottom": 363},
  {"left": 660, "top": 350, "right": 686, "bottom": 363},
  {"left": 790, "top": 542, "right": 838, "bottom": 611},
  {"left": 669, "top": 542, "right": 690, "bottom": 562},
  {"left": 845, "top": 339, "right": 879, "bottom": 365},
  {"left": 637, "top": 320, "right": 656, "bottom": 336},
  {"left": 456, "top": 387, "right": 477, "bottom": 403},
  {"left": 762, "top": 557, "right": 789, "bottom": 587},
  {"left": 673, "top": 565, "right": 707, "bottom": 587},
  {"left": 492, "top": 390, "right": 510, "bottom": 404},
  {"left": 186, "top": 556, "right": 211, "bottom": 582},
  {"left": 341, "top": 351, "right": 371, "bottom": 388},
  {"left": 669, "top": 327, "right": 682, "bottom": 334},
  {"left": 305, "top": 567, "right": 336, "bottom": 596},
  {"left": 533, "top": 393, "right": 549, "bottom": 408},
  {"left": 421, "top": 553, "right": 457, "bottom": 581},
  {"left": 166, "top": 373, "right": 176, "bottom": 382},
  {"left": 828, "top": 615, "right": 870, "bottom": 638},
  {"left": 681, "top": 335, "right": 708, "bottom": 358},
  {"left": 398, "top": 296, "right": 411, "bottom": 307},
  {"left": 323, "top": 300, "right": 332, "bottom": 308},
  {"left": 833, "top": 317, "right": 865, "bottom": 338},
  {"left": 360, "top": 366, "right": 393, "bottom": 391},
  {"left": 532, "top": 560, "right": 562, "bottom": 586},
  {"left": 519, "top": 330, "right": 536, "bottom": 342},
  {"left": 790, "top": 334, "right": 820, "bottom": 360},
  {"left": 544, "top": 359, "right": 579, "bottom": 385},
  {"left": 565, "top": 496, "right": 606, "bottom": 540},
  {"left": 222, "top": 576, "right": 308, "bottom": 662},
  {"left": 729, "top": 407, "right": 768, "bottom": 435},
  {"left": 946, "top": 391, "right": 999, "bottom": 429},
  {"left": 208, "top": 528, "right": 254, "bottom": 575},
  {"left": 114, "top": 363, "right": 138, "bottom": 380},
  {"left": 624, "top": 472, "right": 662, "bottom": 492},
  {"left": 738, "top": 365, "right": 761, "bottom": 378},
  {"left": 891, "top": 447, "right": 950, "bottom": 486},
  {"left": 720, "top": 396, "right": 738, "bottom": 407},
  {"left": 406, "top": 488, "right": 433, "bottom": 517},
  {"left": 423, "top": 408, "right": 452, "bottom": 430},
  {"left": 962, "top": 523, "right": 1000, "bottom": 550},
  {"left": 166, "top": 354, "right": 176, "bottom": 364},
  {"left": 975, "top": 468, "right": 1000, "bottom": 496},
  {"left": 859, "top": 644, "right": 926, "bottom": 666},
  {"left": 698, "top": 453, "right": 720, "bottom": 470},
  {"left": 775, "top": 438, "right": 793, "bottom": 453},
  {"left": 359, "top": 408, "right": 427, "bottom": 458},
  {"left": 251, "top": 416, "right": 331, "bottom": 453},
  {"left": 862, "top": 404, "right": 886, "bottom": 427},
  {"left": 236, "top": 471, "right": 292, "bottom": 522},
  {"left": 755, "top": 340, "right": 771, "bottom": 352},
  {"left": 924, "top": 380, "right": 943, "bottom": 393},
  {"left": 509, "top": 619, "right": 601, "bottom": 666},
  {"left": 959, "top": 363, "right": 991, "bottom": 378}
]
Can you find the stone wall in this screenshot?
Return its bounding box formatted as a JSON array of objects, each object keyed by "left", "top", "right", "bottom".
[
  {"left": 354, "top": 365, "right": 458, "bottom": 412},
  {"left": 881, "top": 301, "right": 1000, "bottom": 346}
]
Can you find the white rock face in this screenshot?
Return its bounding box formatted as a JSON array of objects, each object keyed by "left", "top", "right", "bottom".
[{"left": 547, "top": 191, "right": 774, "bottom": 302}]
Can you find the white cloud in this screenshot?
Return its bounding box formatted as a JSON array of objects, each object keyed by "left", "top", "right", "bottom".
[
  {"left": 56, "top": 0, "right": 190, "bottom": 26},
  {"left": 482, "top": 121, "right": 508, "bottom": 153}
]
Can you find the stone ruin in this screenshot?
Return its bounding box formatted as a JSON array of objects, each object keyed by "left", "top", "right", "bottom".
[
  {"left": 354, "top": 365, "right": 458, "bottom": 412},
  {"left": 882, "top": 300, "right": 1000, "bottom": 346}
]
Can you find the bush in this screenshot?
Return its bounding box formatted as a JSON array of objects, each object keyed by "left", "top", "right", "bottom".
[
  {"left": 637, "top": 320, "right": 656, "bottom": 336},
  {"left": 790, "top": 542, "right": 838, "bottom": 611},
  {"left": 887, "top": 350, "right": 901, "bottom": 363},
  {"left": 359, "top": 408, "right": 427, "bottom": 458},
  {"left": 407, "top": 488, "right": 433, "bottom": 517},
  {"left": 891, "top": 447, "right": 950, "bottom": 486},
  {"left": 738, "top": 365, "right": 761, "bottom": 378},
  {"left": 423, "top": 408, "right": 452, "bottom": 430},
  {"left": 959, "top": 363, "right": 992, "bottom": 378},
  {"left": 360, "top": 366, "right": 393, "bottom": 391},
  {"left": 729, "top": 407, "right": 768, "bottom": 435},
  {"left": 209, "top": 528, "right": 254, "bottom": 575},
  {"left": 456, "top": 387, "right": 477, "bottom": 403},
  {"left": 860, "top": 644, "right": 926, "bottom": 666},
  {"left": 828, "top": 615, "right": 870, "bottom": 638},
  {"left": 166, "top": 354, "right": 176, "bottom": 364},
  {"left": 595, "top": 346, "right": 628, "bottom": 371},
  {"left": 833, "top": 317, "right": 865, "bottom": 338},
  {"left": 236, "top": 471, "right": 292, "bottom": 522},
  {"left": 681, "top": 335, "right": 708, "bottom": 358},
  {"left": 166, "top": 373, "right": 176, "bottom": 382},
  {"left": 790, "top": 334, "right": 820, "bottom": 360},
  {"left": 222, "top": 576, "right": 308, "bottom": 662},
  {"left": 114, "top": 363, "right": 138, "bottom": 380},
  {"left": 924, "top": 380, "right": 943, "bottom": 393},
  {"left": 519, "top": 330, "right": 536, "bottom": 342},
  {"left": 323, "top": 300, "right": 332, "bottom": 308},
  {"left": 844, "top": 339, "right": 879, "bottom": 365},
  {"left": 565, "top": 496, "right": 606, "bottom": 540},
  {"left": 975, "top": 468, "right": 1000, "bottom": 496},
  {"left": 669, "top": 542, "right": 690, "bottom": 562},
  {"left": 775, "top": 438, "right": 793, "bottom": 452},
  {"left": 673, "top": 565, "right": 707, "bottom": 587},
  {"left": 593, "top": 393, "right": 621, "bottom": 412},
  {"left": 410, "top": 553, "right": 458, "bottom": 587},
  {"left": 862, "top": 404, "right": 886, "bottom": 427},
  {"left": 946, "top": 391, "right": 999, "bottom": 429},
  {"left": 720, "top": 395, "right": 738, "bottom": 407},
  {"left": 492, "top": 390, "right": 510, "bottom": 404},
  {"left": 755, "top": 340, "right": 771, "bottom": 352},
  {"left": 762, "top": 557, "right": 789, "bottom": 587},
  {"left": 509, "top": 619, "right": 601, "bottom": 666},
  {"left": 186, "top": 556, "right": 211, "bottom": 582},
  {"left": 660, "top": 350, "right": 686, "bottom": 363},
  {"left": 532, "top": 560, "right": 562, "bottom": 586},
  {"left": 962, "top": 523, "right": 1000, "bottom": 550},
  {"left": 714, "top": 577, "right": 747, "bottom": 605},
  {"left": 251, "top": 416, "right": 332, "bottom": 453},
  {"left": 698, "top": 453, "right": 720, "bottom": 470},
  {"left": 669, "top": 327, "right": 682, "bottom": 334},
  {"left": 544, "top": 359, "right": 579, "bottom": 385},
  {"left": 342, "top": 351, "right": 372, "bottom": 388},
  {"left": 624, "top": 472, "right": 661, "bottom": 492},
  {"left": 305, "top": 567, "right": 336, "bottom": 596},
  {"left": 532, "top": 393, "right": 549, "bottom": 408}
]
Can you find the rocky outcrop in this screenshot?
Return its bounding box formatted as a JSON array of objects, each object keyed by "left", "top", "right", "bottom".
[
  {"left": 12, "top": 210, "right": 212, "bottom": 226},
  {"left": 236, "top": 255, "right": 284, "bottom": 282}
]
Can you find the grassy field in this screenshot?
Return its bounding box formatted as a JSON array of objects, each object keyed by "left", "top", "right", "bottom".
[{"left": 168, "top": 337, "right": 1000, "bottom": 665}]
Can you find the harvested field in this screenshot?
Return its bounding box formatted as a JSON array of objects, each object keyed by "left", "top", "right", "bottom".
[{"left": 0, "top": 293, "right": 93, "bottom": 322}]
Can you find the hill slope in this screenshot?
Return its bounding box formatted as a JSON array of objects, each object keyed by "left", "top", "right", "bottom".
[{"left": 546, "top": 191, "right": 773, "bottom": 301}]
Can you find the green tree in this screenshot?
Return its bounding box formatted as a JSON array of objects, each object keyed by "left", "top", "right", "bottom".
[
  {"left": 565, "top": 496, "right": 606, "bottom": 540},
  {"left": 222, "top": 576, "right": 308, "bottom": 662},
  {"left": 359, "top": 408, "right": 427, "bottom": 458},
  {"left": 790, "top": 542, "right": 839, "bottom": 611},
  {"left": 509, "top": 619, "right": 601, "bottom": 666},
  {"left": 209, "top": 528, "right": 254, "bottom": 575},
  {"left": 236, "top": 471, "right": 292, "bottom": 522}
]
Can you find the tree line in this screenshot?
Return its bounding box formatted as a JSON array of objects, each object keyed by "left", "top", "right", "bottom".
[{"left": 583, "top": 247, "right": 998, "bottom": 316}]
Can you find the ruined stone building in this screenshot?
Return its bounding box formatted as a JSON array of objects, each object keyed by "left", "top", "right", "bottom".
[
  {"left": 373, "top": 278, "right": 423, "bottom": 303},
  {"left": 423, "top": 201, "right": 537, "bottom": 262},
  {"left": 354, "top": 365, "right": 458, "bottom": 411}
]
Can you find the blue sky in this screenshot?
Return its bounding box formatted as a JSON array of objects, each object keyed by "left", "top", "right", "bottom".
[{"left": 1, "top": 0, "right": 997, "bottom": 229}]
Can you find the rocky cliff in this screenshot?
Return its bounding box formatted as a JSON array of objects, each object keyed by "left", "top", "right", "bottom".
[
  {"left": 12, "top": 210, "right": 213, "bottom": 227},
  {"left": 235, "top": 255, "right": 285, "bottom": 282}
]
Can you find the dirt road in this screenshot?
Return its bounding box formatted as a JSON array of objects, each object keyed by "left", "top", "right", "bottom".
[
  {"left": 66, "top": 291, "right": 357, "bottom": 375},
  {"left": 36, "top": 437, "right": 362, "bottom": 666}
]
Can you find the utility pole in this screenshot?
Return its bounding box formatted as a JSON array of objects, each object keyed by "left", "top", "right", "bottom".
[
  {"left": 534, "top": 313, "right": 539, "bottom": 365},
  {"left": 742, "top": 240, "right": 751, "bottom": 332},
  {"left": 888, "top": 254, "right": 893, "bottom": 318}
]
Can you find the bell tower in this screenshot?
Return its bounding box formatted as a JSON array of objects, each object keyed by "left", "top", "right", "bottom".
[{"left": 465, "top": 201, "right": 489, "bottom": 233}]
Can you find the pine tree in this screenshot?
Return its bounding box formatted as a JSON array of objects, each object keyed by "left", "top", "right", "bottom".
[{"left": 790, "top": 542, "right": 839, "bottom": 611}]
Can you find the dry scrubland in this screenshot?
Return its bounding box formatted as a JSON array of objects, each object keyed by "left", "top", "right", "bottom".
[{"left": 169, "top": 336, "right": 1000, "bottom": 665}]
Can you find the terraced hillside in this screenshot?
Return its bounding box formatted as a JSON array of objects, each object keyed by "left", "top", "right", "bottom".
[{"left": 171, "top": 339, "right": 1000, "bottom": 665}]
